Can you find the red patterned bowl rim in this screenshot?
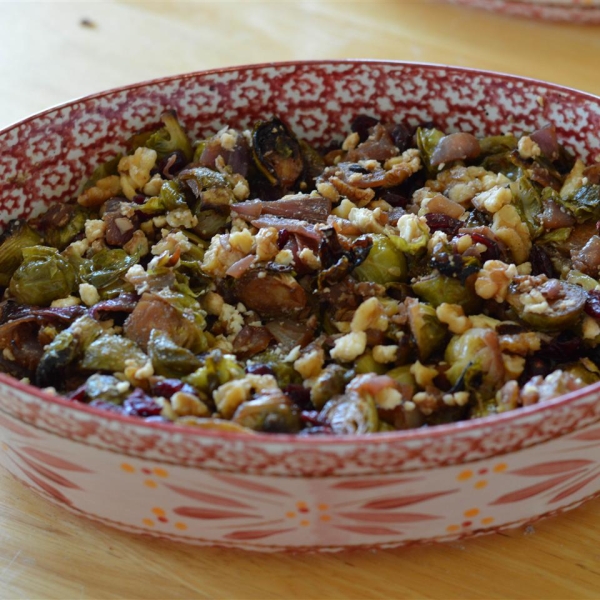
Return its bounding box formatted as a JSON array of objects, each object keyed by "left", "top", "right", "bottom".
[{"left": 2, "top": 58, "right": 600, "bottom": 447}]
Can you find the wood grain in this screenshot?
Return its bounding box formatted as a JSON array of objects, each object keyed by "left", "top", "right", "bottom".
[{"left": 1, "top": 1, "right": 600, "bottom": 597}]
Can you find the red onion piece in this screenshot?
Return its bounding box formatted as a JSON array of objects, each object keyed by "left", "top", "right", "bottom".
[{"left": 430, "top": 132, "right": 481, "bottom": 166}]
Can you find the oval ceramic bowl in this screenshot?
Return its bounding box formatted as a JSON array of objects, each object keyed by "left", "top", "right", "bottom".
[
  {"left": 2, "top": 61, "right": 600, "bottom": 552},
  {"left": 448, "top": 0, "right": 600, "bottom": 22}
]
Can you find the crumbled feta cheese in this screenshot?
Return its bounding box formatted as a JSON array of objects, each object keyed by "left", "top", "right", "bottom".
[
  {"left": 518, "top": 136, "right": 541, "bottom": 160},
  {"left": 50, "top": 296, "right": 81, "bottom": 308},
  {"left": 85, "top": 219, "right": 106, "bottom": 243},
  {"left": 330, "top": 331, "right": 367, "bottom": 362},
  {"left": 79, "top": 283, "right": 100, "bottom": 307},
  {"left": 166, "top": 207, "right": 198, "bottom": 229}
]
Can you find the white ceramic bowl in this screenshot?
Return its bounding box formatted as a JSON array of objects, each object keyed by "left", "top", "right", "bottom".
[{"left": 2, "top": 60, "right": 600, "bottom": 552}]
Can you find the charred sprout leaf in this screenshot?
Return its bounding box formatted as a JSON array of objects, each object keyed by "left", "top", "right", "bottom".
[
  {"left": 416, "top": 127, "right": 445, "bottom": 176},
  {"left": 0, "top": 221, "right": 43, "bottom": 287},
  {"left": 231, "top": 391, "right": 301, "bottom": 433},
  {"left": 83, "top": 154, "right": 122, "bottom": 190},
  {"left": 556, "top": 184, "right": 600, "bottom": 223},
  {"left": 147, "top": 329, "right": 201, "bottom": 378},
  {"left": 10, "top": 246, "right": 76, "bottom": 306},
  {"left": 510, "top": 177, "right": 543, "bottom": 238},
  {"left": 144, "top": 110, "right": 193, "bottom": 162},
  {"left": 43, "top": 205, "right": 89, "bottom": 250},
  {"left": 183, "top": 350, "right": 244, "bottom": 395},
  {"left": 353, "top": 234, "right": 407, "bottom": 285},
  {"left": 318, "top": 391, "right": 379, "bottom": 434},
  {"left": 252, "top": 117, "right": 303, "bottom": 189},
  {"left": 35, "top": 315, "right": 102, "bottom": 387},
  {"left": 406, "top": 298, "right": 447, "bottom": 362},
  {"left": 537, "top": 226, "right": 572, "bottom": 245},
  {"left": 479, "top": 134, "right": 518, "bottom": 157},
  {"left": 389, "top": 219, "right": 429, "bottom": 255},
  {"left": 180, "top": 166, "right": 235, "bottom": 208},
  {"left": 82, "top": 249, "right": 137, "bottom": 290},
  {"left": 80, "top": 334, "right": 147, "bottom": 372},
  {"left": 138, "top": 180, "right": 188, "bottom": 215},
  {"left": 506, "top": 277, "right": 587, "bottom": 332},
  {"left": 412, "top": 272, "right": 481, "bottom": 314}
]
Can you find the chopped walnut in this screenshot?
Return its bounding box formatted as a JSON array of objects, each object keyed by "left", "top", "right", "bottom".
[
  {"left": 436, "top": 303, "right": 471, "bottom": 334},
  {"left": 77, "top": 175, "right": 121, "bottom": 208},
  {"left": 475, "top": 260, "right": 518, "bottom": 302},
  {"left": 213, "top": 373, "right": 278, "bottom": 419},
  {"left": 492, "top": 204, "right": 531, "bottom": 264},
  {"left": 255, "top": 227, "right": 279, "bottom": 261},
  {"left": 118, "top": 147, "right": 157, "bottom": 200},
  {"left": 471, "top": 185, "right": 513, "bottom": 214},
  {"left": 294, "top": 348, "right": 325, "bottom": 379},
  {"left": 351, "top": 297, "right": 388, "bottom": 333},
  {"left": 330, "top": 331, "right": 367, "bottom": 362}
]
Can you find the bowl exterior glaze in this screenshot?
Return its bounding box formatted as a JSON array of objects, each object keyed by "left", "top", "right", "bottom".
[{"left": 2, "top": 61, "right": 600, "bottom": 551}]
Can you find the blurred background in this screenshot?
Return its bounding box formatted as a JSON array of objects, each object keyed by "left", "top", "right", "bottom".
[{"left": 2, "top": 0, "right": 600, "bottom": 130}]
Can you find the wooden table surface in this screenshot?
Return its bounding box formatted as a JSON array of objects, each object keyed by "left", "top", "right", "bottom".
[{"left": 2, "top": 1, "right": 600, "bottom": 598}]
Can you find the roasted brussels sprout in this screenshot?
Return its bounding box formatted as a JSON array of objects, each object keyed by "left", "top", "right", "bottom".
[
  {"left": 147, "top": 330, "right": 201, "bottom": 378},
  {"left": 143, "top": 110, "right": 193, "bottom": 162},
  {"left": 0, "top": 221, "right": 43, "bottom": 287},
  {"left": 10, "top": 246, "right": 76, "bottom": 306},
  {"left": 353, "top": 234, "right": 407, "bottom": 285},
  {"left": 231, "top": 391, "right": 301, "bottom": 433},
  {"left": 318, "top": 391, "right": 379, "bottom": 434},
  {"left": 80, "top": 334, "right": 147, "bottom": 373},
  {"left": 412, "top": 272, "right": 481, "bottom": 314},
  {"left": 252, "top": 117, "right": 303, "bottom": 189},
  {"left": 506, "top": 276, "right": 586, "bottom": 332},
  {"left": 406, "top": 298, "right": 447, "bottom": 362},
  {"left": 184, "top": 350, "right": 245, "bottom": 395}
]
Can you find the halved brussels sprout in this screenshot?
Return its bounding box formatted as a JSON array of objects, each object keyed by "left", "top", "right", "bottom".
[
  {"left": 84, "top": 373, "right": 129, "bottom": 404},
  {"left": 412, "top": 272, "right": 481, "bottom": 314},
  {"left": 406, "top": 298, "right": 447, "bottom": 362},
  {"left": 147, "top": 329, "right": 201, "bottom": 378},
  {"left": 416, "top": 127, "right": 445, "bottom": 176},
  {"left": 317, "top": 391, "right": 379, "bottom": 434},
  {"left": 82, "top": 248, "right": 138, "bottom": 290},
  {"left": 0, "top": 221, "right": 43, "bottom": 287},
  {"left": 353, "top": 234, "right": 407, "bottom": 285},
  {"left": 138, "top": 180, "right": 188, "bottom": 215},
  {"left": 231, "top": 391, "right": 300, "bottom": 433},
  {"left": 252, "top": 117, "right": 303, "bottom": 189},
  {"left": 506, "top": 277, "right": 586, "bottom": 332},
  {"left": 179, "top": 166, "right": 235, "bottom": 208},
  {"left": 10, "top": 246, "right": 76, "bottom": 306},
  {"left": 81, "top": 334, "right": 147, "bottom": 373}
]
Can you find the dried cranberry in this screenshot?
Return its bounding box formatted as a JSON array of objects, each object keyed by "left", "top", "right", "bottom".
[
  {"left": 530, "top": 245, "right": 555, "bottom": 278},
  {"left": 284, "top": 384, "right": 314, "bottom": 411},
  {"left": 585, "top": 290, "right": 600, "bottom": 319},
  {"left": 67, "top": 384, "right": 88, "bottom": 403},
  {"left": 425, "top": 213, "right": 462, "bottom": 236},
  {"left": 123, "top": 388, "right": 162, "bottom": 417},
  {"left": 152, "top": 379, "right": 185, "bottom": 398},
  {"left": 245, "top": 363, "right": 275, "bottom": 377},
  {"left": 351, "top": 114, "right": 379, "bottom": 142},
  {"left": 379, "top": 189, "right": 409, "bottom": 208},
  {"left": 391, "top": 123, "right": 412, "bottom": 153},
  {"left": 131, "top": 194, "right": 146, "bottom": 205},
  {"left": 539, "top": 334, "right": 583, "bottom": 361},
  {"left": 469, "top": 233, "right": 501, "bottom": 261},
  {"left": 277, "top": 229, "right": 290, "bottom": 250}
]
